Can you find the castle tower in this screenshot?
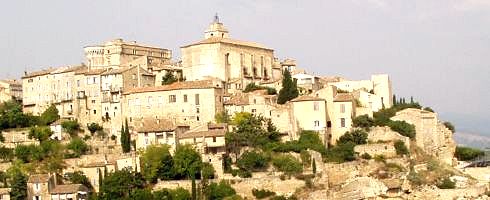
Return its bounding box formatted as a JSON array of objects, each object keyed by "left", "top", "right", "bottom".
[{"left": 204, "top": 13, "right": 229, "bottom": 39}]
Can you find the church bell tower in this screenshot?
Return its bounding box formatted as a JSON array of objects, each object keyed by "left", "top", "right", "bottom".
[{"left": 204, "top": 13, "right": 229, "bottom": 39}]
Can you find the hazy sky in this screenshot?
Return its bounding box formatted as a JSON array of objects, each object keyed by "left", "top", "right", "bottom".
[{"left": 1, "top": 0, "right": 489, "bottom": 135}]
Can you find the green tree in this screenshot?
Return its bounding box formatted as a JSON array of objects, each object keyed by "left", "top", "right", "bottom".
[
  {"left": 277, "top": 69, "right": 299, "bottom": 104},
  {"left": 120, "top": 119, "right": 131, "bottom": 153},
  {"left": 387, "top": 121, "right": 416, "bottom": 138},
  {"left": 237, "top": 151, "right": 269, "bottom": 172},
  {"left": 352, "top": 115, "right": 375, "bottom": 129},
  {"left": 98, "top": 169, "right": 145, "bottom": 199},
  {"left": 0, "top": 147, "right": 13, "bottom": 161},
  {"left": 87, "top": 122, "right": 103, "bottom": 135},
  {"left": 14, "top": 145, "right": 33, "bottom": 163},
  {"left": 215, "top": 110, "right": 231, "bottom": 123},
  {"left": 338, "top": 129, "right": 368, "bottom": 145},
  {"left": 40, "top": 104, "right": 59, "bottom": 125},
  {"left": 272, "top": 154, "right": 303, "bottom": 176},
  {"left": 61, "top": 120, "right": 80, "bottom": 137},
  {"left": 206, "top": 180, "right": 236, "bottom": 200},
  {"left": 28, "top": 126, "right": 53, "bottom": 142},
  {"left": 9, "top": 170, "right": 27, "bottom": 200},
  {"left": 66, "top": 171, "right": 93, "bottom": 191},
  {"left": 394, "top": 140, "right": 409, "bottom": 155},
  {"left": 173, "top": 145, "right": 202, "bottom": 179},
  {"left": 312, "top": 158, "right": 317, "bottom": 174},
  {"left": 130, "top": 188, "right": 154, "bottom": 200},
  {"left": 140, "top": 145, "right": 174, "bottom": 182},
  {"left": 154, "top": 188, "right": 191, "bottom": 200},
  {"left": 455, "top": 146, "right": 484, "bottom": 161},
  {"left": 201, "top": 162, "right": 215, "bottom": 180},
  {"left": 67, "top": 138, "right": 89, "bottom": 157},
  {"left": 162, "top": 72, "right": 178, "bottom": 85},
  {"left": 324, "top": 142, "right": 356, "bottom": 163},
  {"left": 443, "top": 121, "right": 455, "bottom": 133}
]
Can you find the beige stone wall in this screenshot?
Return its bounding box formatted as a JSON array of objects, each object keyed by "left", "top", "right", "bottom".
[
  {"left": 27, "top": 178, "right": 54, "bottom": 200},
  {"left": 354, "top": 143, "right": 397, "bottom": 158},
  {"left": 367, "top": 126, "right": 410, "bottom": 148},
  {"left": 330, "top": 101, "right": 354, "bottom": 145},
  {"left": 136, "top": 131, "right": 176, "bottom": 151},
  {"left": 123, "top": 87, "right": 223, "bottom": 129},
  {"left": 291, "top": 100, "right": 327, "bottom": 141},
  {"left": 391, "top": 108, "right": 456, "bottom": 165}
]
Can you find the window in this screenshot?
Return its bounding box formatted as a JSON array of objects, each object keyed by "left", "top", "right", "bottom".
[
  {"left": 251, "top": 109, "right": 256, "bottom": 113},
  {"left": 197, "top": 116, "right": 200, "bottom": 121},
  {"left": 147, "top": 96, "right": 153, "bottom": 108},
  {"left": 196, "top": 108, "right": 200, "bottom": 113},
  {"left": 327, "top": 121, "right": 332, "bottom": 128},
  {"left": 340, "top": 104, "right": 345, "bottom": 113},
  {"left": 93, "top": 110, "right": 97, "bottom": 114},
  {"left": 132, "top": 74, "right": 136, "bottom": 80},
  {"left": 195, "top": 94, "right": 200, "bottom": 105},
  {"left": 213, "top": 137, "right": 216, "bottom": 142},
  {"left": 314, "top": 102, "right": 319, "bottom": 111},
  {"left": 314, "top": 120, "right": 320, "bottom": 127},
  {"left": 183, "top": 94, "right": 188, "bottom": 102},
  {"left": 340, "top": 118, "right": 346, "bottom": 128},
  {"left": 169, "top": 95, "right": 176, "bottom": 103},
  {"left": 77, "top": 80, "right": 80, "bottom": 87}
]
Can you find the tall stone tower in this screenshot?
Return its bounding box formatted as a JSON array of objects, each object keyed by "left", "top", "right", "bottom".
[{"left": 204, "top": 14, "right": 229, "bottom": 39}]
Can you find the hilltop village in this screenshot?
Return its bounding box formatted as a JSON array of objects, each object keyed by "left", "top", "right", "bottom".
[{"left": 0, "top": 16, "right": 488, "bottom": 200}]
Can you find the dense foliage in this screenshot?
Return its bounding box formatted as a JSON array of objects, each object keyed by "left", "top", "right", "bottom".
[
  {"left": 120, "top": 119, "right": 131, "bottom": 153},
  {"left": 277, "top": 69, "right": 299, "bottom": 104},
  {"left": 9, "top": 170, "right": 27, "bottom": 200},
  {"left": 443, "top": 121, "right": 456, "bottom": 133},
  {"left": 455, "top": 146, "right": 484, "bottom": 161},
  {"left": 173, "top": 144, "right": 202, "bottom": 179},
  {"left": 337, "top": 129, "right": 368, "bottom": 145},
  {"left": 161, "top": 72, "right": 182, "bottom": 85},
  {"left": 252, "top": 189, "right": 276, "bottom": 199},
  {"left": 387, "top": 121, "right": 416, "bottom": 139},
  {"left": 97, "top": 169, "right": 146, "bottom": 199},
  {"left": 153, "top": 187, "right": 191, "bottom": 200},
  {"left": 237, "top": 151, "right": 269, "bottom": 172},
  {"left": 272, "top": 154, "right": 303, "bottom": 175},
  {"left": 205, "top": 180, "right": 236, "bottom": 200},
  {"left": 243, "top": 83, "right": 277, "bottom": 95},
  {"left": 40, "top": 104, "right": 60, "bottom": 125},
  {"left": 28, "top": 126, "right": 53, "bottom": 142},
  {"left": 61, "top": 120, "right": 81, "bottom": 137},
  {"left": 352, "top": 114, "right": 375, "bottom": 129},
  {"left": 66, "top": 138, "right": 89, "bottom": 158},
  {"left": 140, "top": 145, "right": 174, "bottom": 182},
  {"left": 65, "top": 171, "right": 93, "bottom": 191},
  {"left": 394, "top": 140, "right": 409, "bottom": 155}
]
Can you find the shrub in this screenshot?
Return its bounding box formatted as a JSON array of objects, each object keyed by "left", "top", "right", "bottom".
[
  {"left": 387, "top": 121, "right": 415, "bottom": 138},
  {"left": 61, "top": 120, "right": 80, "bottom": 137},
  {"left": 28, "top": 126, "right": 53, "bottom": 142},
  {"left": 324, "top": 142, "right": 356, "bottom": 163},
  {"left": 300, "top": 150, "right": 311, "bottom": 167},
  {"left": 338, "top": 129, "right": 368, "bottom": 145},
  {"left": 443, "top": 121, "right": 455, "bottom": 133},
  {"left": 87, "top": 123, "right": 103, "bottom": 135},
  {"left": 40, "top": 104, "right": 59, "bottom": 125},
  {"left": 201, "top": 162, "right": 215, "bottom": 180},
  {"left": 243, "top": 83, "right": 277, "bottom": 95},
  {"left": 361, "top": 153, "right": 372, "bottom": 160},
  {"left": 353, "top": 115, "right": 374, "bottom": 128},
  {"left": 252, "top": 189, "right": 275, "bottom": 199},
  {"left": 423, "top": 107, "right": 434, "bottom": 112},
  {"left": 272, "top": 154, "right": 303, "bottom": 175},
  {"left": 455, "top": 146, "right": 484, "bottom": 161},
  {"left": 394, "top": 140, "right": 409, "bottom": 155},
  {"left": 237, "top": 151, "right": 268, "bottom": 172},
  {"left": 237, "top": 169, "right": 252, "bottom": 178},
  {"left": 67, "top": 138, "right": 89, "bottom": 157},
  {"left": 374, "top": 155, "right": 386, "bottom": 163},
  {"left": 206, "top": 180, "right": 236, "bottom": 200},
  {"left": 437, "top": 177, "right": 456, "bottom": 189}
]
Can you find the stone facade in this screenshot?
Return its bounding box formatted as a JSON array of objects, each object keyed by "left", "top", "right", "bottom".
[
  {"left": 354, "top": 143, "right": 397, "bottom": 158},
  {"left": 0, "top": 79, "right": 22, "bottom": 103},
  {"left": 391, "top": 108, "right": 456, "bottom": 165}
]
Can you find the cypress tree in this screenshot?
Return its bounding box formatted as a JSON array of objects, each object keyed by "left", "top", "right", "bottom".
[
  {"left": 191, "top": 176, "right": 197, "bottom": 200},
  {"left": 277, "top": 69, "right": 299, "bottom": 104},
  {"left": 393, "top": 94, "right": 397, "bottom": 106},
  {"left": 98, "top": 168, "right": 103, "bottom": 189},
  {"left": 312, "top": 158, "right": 316, "bottom": 175},
  {"left": 410, "top": 96, "right": 414, "bottom": 104},
  {"left": 120, "top": 119, "right": 131, "bottom": 153},
  {"left": 120, "top": 125, "right": 126, "bottom": 151},
  {"left": 10, "top": 171, "right": 27, "bottom": 200}
]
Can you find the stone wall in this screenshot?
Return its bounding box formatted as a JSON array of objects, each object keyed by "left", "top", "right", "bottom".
[
  {"left": 354, "top": 143, "right": 397, "bottom": 158},
  {"left": 391, "top": 108, "right": 455, "bottom": 165},
  {"left": 367, "top": 126, "right": 410, "bottom": 148}
]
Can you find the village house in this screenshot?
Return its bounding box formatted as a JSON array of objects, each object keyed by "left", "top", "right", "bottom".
[
  {"left": 290, "top": 95, "right": 328, "bottom": 141},
  {"left": 0, "top": 188, "right": 10, "bottom": 200},
  {"left": 0, "top": 79, "right": 22, "bottom": 103},
  {"left": 27, "top": 174, "right": 55, "bottom": 200},
  {"left": 134, "top": 118, "right": 190, "bottom": 151},
  {"left": 50, "top": 184, "right": 89, "bottom": 200},
  {"left": 122, "top": 79, "right": 225, "bottom": 129}
]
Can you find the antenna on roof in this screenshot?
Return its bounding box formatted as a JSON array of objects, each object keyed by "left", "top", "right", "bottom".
[{"left": 213, "top": 13, "right": 220, "bottom": 23}]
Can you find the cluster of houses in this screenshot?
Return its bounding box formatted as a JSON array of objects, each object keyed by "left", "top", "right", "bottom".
[{"left": 0, "top": 15, "right": 394, "bottom": 199}]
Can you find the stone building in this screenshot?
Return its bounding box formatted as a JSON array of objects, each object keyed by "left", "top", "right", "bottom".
[
  {"left": 27, "top": 174, "right": 55, "bottom": 200},
  {"left": 0, "top": 188, "right": 10, "bottom": 200},
  {"left": 84, "top": 38, "right": 172, "bottom": 70},
  {"left": 391, "top": 108, "right": 456, "bottom": 165},
  {"left": 0, "top": 79, "right": 22, "bottom": 103},
  {"left": 50, "top": 184, "right": 89, "bottom": 200},
  {"left": 122, "top": 80, "right": 225, "bottom": 129},
  {"left": 290, "top": 96, "right": 327, "bottom": 141},
  {"left": 134, "top": 118, "right": 190, "bottom": 151},
  {"left": 181, "top": 15, "right": 281, "bottom": 89}
]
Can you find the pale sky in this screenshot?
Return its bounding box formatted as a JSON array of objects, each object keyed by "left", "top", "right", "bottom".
[{"left": 1, "top": 0, "right": 489, "bottom": 135}]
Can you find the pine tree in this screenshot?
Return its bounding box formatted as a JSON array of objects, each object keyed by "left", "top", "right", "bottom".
[
  {"left": 277, "top": 69, "right": 299, "bottom": 104},
  {"left": 10, "top": 171, "right": 27, "bottom": 200}
]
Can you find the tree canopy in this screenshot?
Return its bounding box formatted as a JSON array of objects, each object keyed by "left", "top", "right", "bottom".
[
  {"left": 140, "top": 145, "right": 174, "bottom": 182},
  {"left": 277, "top": 69, "right": 298, "bottom": 104},
  {"left": 173, "top": 145, "right": 202, "bottom": 179}
]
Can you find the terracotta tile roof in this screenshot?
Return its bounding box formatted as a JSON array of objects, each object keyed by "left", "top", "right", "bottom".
[
  {"left": 74, "top": 68, "right": 106, "bottom": 75},
  {"left": 28, "top": 174, "right": 51, "bottom": 183},
  {"left": 57, "top": 65, "right": 86, "bottom": 74},
  {"left": 334, "top": 93, "right": 354, "bottom": 102},
  {"left": 135, "top": 119, "right": 176, "bottom": 132},
  {"left": 207, "top": 123, "right": 227, "bottom": 130},
  {"left": 81, "top": 161, "right": 115, "bottom": 168},
  {"left": 100, "top": 66, "right": 152, "bottom": 76},
  {"left": 179, "top": 129, "right": 226, "bottom": 139},
  {"left": 224, "top": 95, "right": 249, "bottom": 105},
  {"left": 123, "top": 80, "right": 220, "bottom": 95},
  {"left": 181, "top": 37, "right": 273, "bottom": 50},
  {"left": 50, "top": 184, "right": 88, "bottom": 194},
  {"left": 291, "top": 95, "right": 325, "bottom": 102},
  {"left": 0, "top": 79, "right": 22, "bottom": 86},
  {"left": 22, "top": 68, "right": 57, "bottom": 78}
]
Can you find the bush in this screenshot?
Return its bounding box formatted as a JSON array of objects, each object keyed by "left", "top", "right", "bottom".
[
  {"left": 338, "top": 129, "right": 368, "bottom": 145},
  {"left": 437, "top": 177, "right": 456, "bottom": 189},
  {"left": 154, "top": 187, "right": 191, "bottom": 200},
  {"left": 353, "top": 115, "right": 374, "bottom": 128},
  {"left": 206, "top": 180, "right": 236, "bottom": 200},
  {"left": 394, "top": 140, "right": 409, "bottom": 155},
  {"left": 374, "top": 155, "right": 386, "bottom": 163},
  {"left": 300, "top": 150, "right": 311, "bottom": 167},
  {"left": 61, "top": 120, "right": 80, "bottom": 137},
  {"left": 67, "top": 138, "right": 89, "bottom": 157},
  {"left": 237, "top": 151, "right": 269, "bottom": 172},
  {"left": 39, "top": 104, "right": 59, "bottom": 125},
  {"left": 324, "top": 142, "right": 356, "bottom": 163},
  {"left": 237, "top": 169, "right": 252, "bottom": 178},
  {"left": 201, "top": 162, "right": 215, "bottom": 180},
  {"left": 272, "top": 154, "right": 303, "bottom": 175},
  {"left": 87, "top": 123, "right": 103, "bottom": 135},
  {"left": 387, "top": 121, "right": 415, "bottom": 139},
  {"left": 361, "top": 153, "right": 372, "bottom": 160},
  {"left": 252, "top": 189, "right": 276, "bottom": 199},
  {"left": 28, "top": 126, "right": 53, "bottom": 142},
  {"left": 243, "top": 83, "right": 277, "bottom": 95},
  {"left": 443, "top": 121, "right": 455, "bottom": 133},
  {"left": 455, "top": 146, "right": 484, "bottom": 161}
]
